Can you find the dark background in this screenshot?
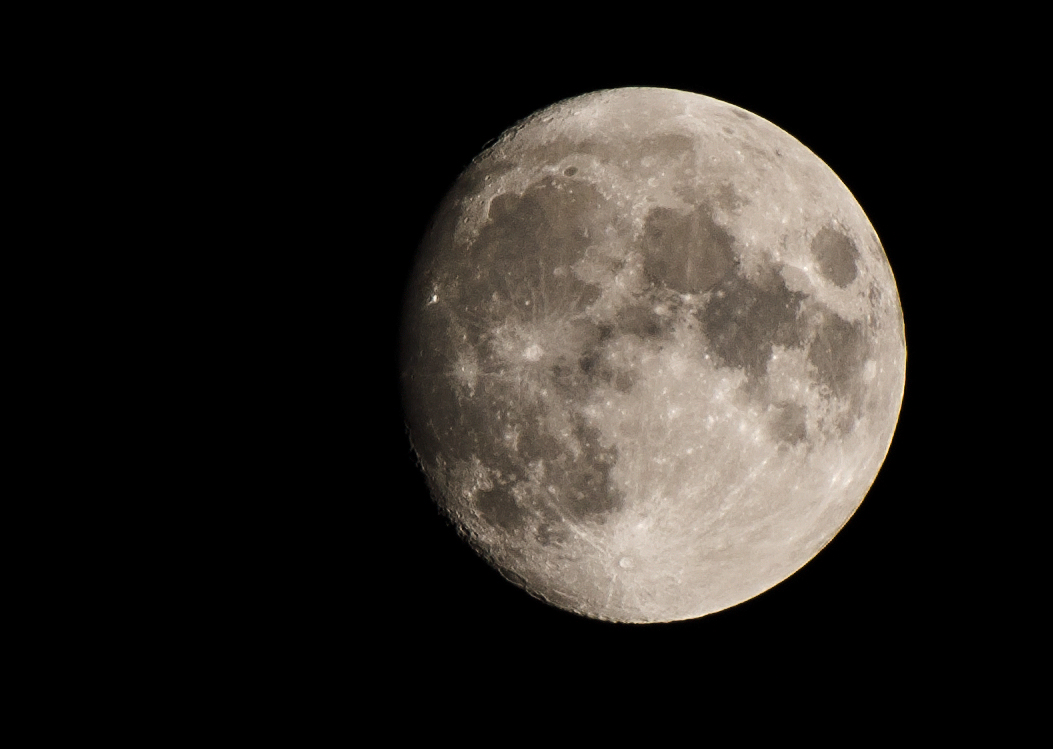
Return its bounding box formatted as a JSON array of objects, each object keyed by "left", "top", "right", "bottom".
[
  {"left": 202, "top": 32, "right": 1028, "bottom": 708},
  {"left": 51, "top": 15, "right": 1030, "bottom": 729},
  {"left": 363, "top": 63, "right": 970, "bottom": 681}
]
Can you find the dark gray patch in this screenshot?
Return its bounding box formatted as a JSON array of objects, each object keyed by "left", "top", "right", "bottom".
[
  {"left": 574, "top": 339, "right": 637, "bottom": 394},
  {"left": 732, "top": 108, "right": 753, "bottom": 121},
  {"left": 811, "top": 226, "right": 859, "bottom": 288},
  {"left": 578, "top": 347, "right": 612, "bottom": 381},
  {"left": 535, "top": 513, "right": 570, "bottom": 546},
  {"left": 615, "top": 304, "right": 666, "bottom": 340},
  {"left": 613, "top": 370, "right": 635, "bottom": 393},
  {"left": 535, "top": 136, "right": 626, "bottom": 169},
  {"left": 506, "top": 410, "right": 562, "bottom": 463},
  {"left": 563, "top": 166, "right": 578, "bottom": 176},
  {"left": 469, "top": 175, "right": 611, "bottom": 320},
  {"left": 639, "top": 133, "right": 695, "bottom": 163},
  {"left": 711, "top": 183, "right": 746, "bottom": 213},
  {"left": 641, "top": 205, "right": 736, "bottom": 294},
  {"left": 576, "top": 336, "right": 618, "bottom": 394},
  {"left": 544, "top": 319, "right": 608, "bottom": 397},
  {"left": 550, "top": 420, "right": 623, "bottom": 520},
  {"left": 807, "top": 308, "right": 867, "bottom": 399},
  {"left": 473, "top": 409, "right": 623, "bottom": 527},
  {"left": 770, "top": 402, "right": 808, "bottom": 445},
  {"left": 698, "top": 270, "right": 806, "bottom": 379},
  {"left": 476, "top": 486, "right": 524, "bottom": 532}
]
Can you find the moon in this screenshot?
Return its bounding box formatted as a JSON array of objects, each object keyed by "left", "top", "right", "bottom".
[{"left": 399, "top": 87, "right": 905, "bottom": 623}]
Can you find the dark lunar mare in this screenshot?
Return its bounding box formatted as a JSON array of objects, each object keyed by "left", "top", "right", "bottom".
[
  {"left": 642, "top": 203, "right": 736, "bottom": 294},
  {"left": 811, "top": 226, "right": 859, "bottom": 288},
  {"left": 466, "top": 175, "right": 607, "bottom": 324},
  {"left": 401, "top": 171, "right": 631, "bottom": 542},
  {"left": 698, "top": 269, "right": 807, "bottom": 382}
]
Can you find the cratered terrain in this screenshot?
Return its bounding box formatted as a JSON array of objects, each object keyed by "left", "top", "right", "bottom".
[{"left": 400, "top": 87, "right": 905, "bottom": 623}]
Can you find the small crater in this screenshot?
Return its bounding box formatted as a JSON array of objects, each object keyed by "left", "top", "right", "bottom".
[{"left": 563, "top": 166, "right": 578, "bottom": 176}]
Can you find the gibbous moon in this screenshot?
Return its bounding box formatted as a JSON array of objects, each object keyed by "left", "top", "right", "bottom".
[{"left": 400, "top": 88, "right": 905, "bottom": 623}]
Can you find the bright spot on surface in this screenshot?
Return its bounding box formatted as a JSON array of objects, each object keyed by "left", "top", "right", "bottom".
[{"left": 523, "top": 344, "right": 543, "bottom": 361}]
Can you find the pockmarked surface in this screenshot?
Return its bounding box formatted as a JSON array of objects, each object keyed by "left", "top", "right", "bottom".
[{"left": 401, "top": 88, "right": 905, "bottom": 622}]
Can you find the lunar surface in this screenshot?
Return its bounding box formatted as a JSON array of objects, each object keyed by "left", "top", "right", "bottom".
[{"left": 400, "top": 88, "right": 905, "bottom": 623}]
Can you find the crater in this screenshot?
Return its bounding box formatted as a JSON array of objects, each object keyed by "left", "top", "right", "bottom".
[
  {"left": 811, "top": 226, "right": 859, "bottom": 288},
  {"left": 641, "top": 204, "right": 736, "bottom": 294}
]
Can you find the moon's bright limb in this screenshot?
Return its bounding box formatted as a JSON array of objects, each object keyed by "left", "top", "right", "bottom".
[{"left": 400, "top": 88, "right": 905, "bottom": 623}]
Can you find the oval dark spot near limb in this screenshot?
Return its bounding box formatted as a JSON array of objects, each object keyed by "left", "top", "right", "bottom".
[{"left": 811, "top": 226, "right": 859, "bottom": 288}]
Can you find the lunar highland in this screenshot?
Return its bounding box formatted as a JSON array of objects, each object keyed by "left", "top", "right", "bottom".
[{"left": 400, "top": 88, "right": 905, "bottom": 623}]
